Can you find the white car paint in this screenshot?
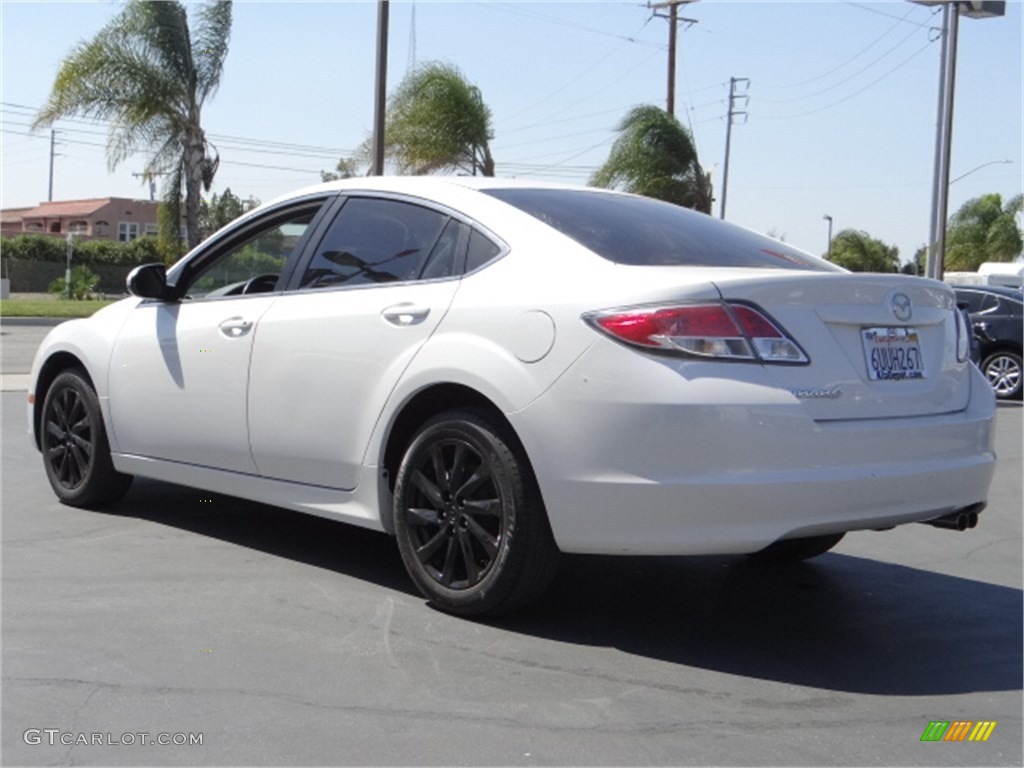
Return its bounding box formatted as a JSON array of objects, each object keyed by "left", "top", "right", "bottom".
[{"left": 28, "top": 176, "right": 996, "bottom": 558}]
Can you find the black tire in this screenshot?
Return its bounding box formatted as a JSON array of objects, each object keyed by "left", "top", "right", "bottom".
[
  {"left": 40, "top": 369, "right": 133, "bottom": 508},
  {"left": 749, "top": 532, "right": 845, "bottom": 562},
  {"left": 981, "top": 350, "right": 1023, "bottom": 400},
  {"left": 393, "top": 409, "right": 559, "bottom": 617}
]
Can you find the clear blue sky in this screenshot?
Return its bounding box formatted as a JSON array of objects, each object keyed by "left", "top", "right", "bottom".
[{"left": 1, "top": 0, "right": 1021, "bottom": 262}]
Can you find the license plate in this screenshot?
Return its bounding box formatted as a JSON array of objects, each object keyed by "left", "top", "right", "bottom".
[{"left": 861, "top": 327, "right": 925, "bottom": 381}]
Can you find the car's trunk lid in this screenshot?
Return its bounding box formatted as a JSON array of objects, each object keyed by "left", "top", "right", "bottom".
[{"left": 707, "top": 271, "right": 969, "bottom": 420}]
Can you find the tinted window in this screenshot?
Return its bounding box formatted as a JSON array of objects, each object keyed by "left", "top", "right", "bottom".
[
  {"left": 466, "top": 229, "right": 502, "bottom": 272},
  {"left": 186, "top": 208, "right": 317, "bottom": 298},
  {"left": 418, "top": 220, "right": 464, "bottom": 281},
  {"left": 485, "top": 188, "right": 841, "bottom": 272},
  {"left": 301, "top": 198, "right": 449, "bottom": 289},
  {"left": 955, "top": 290, "right": 988, "bottom": 313}
]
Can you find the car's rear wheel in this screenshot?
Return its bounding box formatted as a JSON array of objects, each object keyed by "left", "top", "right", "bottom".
[
  {"left": 981, "top": 350, "right": 1023, "bottom": 400},
  {"left": 749, "top": 532, "right": 845, "bottom": 562},
  {"left": 393, "top": 409, "right": 559, "bottom": 617},
  {"left": 41, "top": 369, "right": 133, "bottom": 508}
]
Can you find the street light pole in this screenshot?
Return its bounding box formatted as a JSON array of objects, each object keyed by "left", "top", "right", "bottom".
[
  {"left": 931, "top": 5, "right": 960, "bottom": 279},
  {"left": 950, "top": 158, "right": 1012, "bottom": 184},
  {"left": 823, "top": 215, "right": 834, "bottom": 259},
  {"left": 913, "top": 0, "right": 1006, "bottom": 280}
]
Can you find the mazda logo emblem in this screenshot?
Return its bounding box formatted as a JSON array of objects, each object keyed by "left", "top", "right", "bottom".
[{"left": 891, "top": 293, "right": 912, "bottom": 322}]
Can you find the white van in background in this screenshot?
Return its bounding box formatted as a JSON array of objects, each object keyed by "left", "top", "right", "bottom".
[{"left": 944, "top": 262, "right": 1024, "bottom": 289}]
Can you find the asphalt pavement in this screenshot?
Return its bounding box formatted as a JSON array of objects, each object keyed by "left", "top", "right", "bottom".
[{"left": 1, "top": 320, "right": 1021, "bottom": 766}]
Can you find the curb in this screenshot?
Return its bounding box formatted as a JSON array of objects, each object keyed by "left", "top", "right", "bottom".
[{"left": 0, "top": 317, "right": 67, "bottom": 328}]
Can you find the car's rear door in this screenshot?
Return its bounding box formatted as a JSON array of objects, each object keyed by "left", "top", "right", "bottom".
[
  {"left": 107, "top": 197, "right": 334, "bottom": 473},
  {"left": 247, "top": 195, "right": 466, "bottom": 489}
]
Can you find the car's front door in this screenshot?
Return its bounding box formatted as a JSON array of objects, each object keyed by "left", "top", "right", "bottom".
[
  {"left": 107, "top": 200, "right": 330, "bottom": 473},
  {"left": 247, "top": 196, "right": 467, "bottom": 489}
]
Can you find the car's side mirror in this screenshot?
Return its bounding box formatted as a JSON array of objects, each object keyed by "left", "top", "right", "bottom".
[{"left": 126, "top": 263, "right": 171, "bottom": 300}]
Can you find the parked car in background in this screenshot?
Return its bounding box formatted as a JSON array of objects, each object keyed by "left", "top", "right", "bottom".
[
  {"left": 953, "top": 285, "right": 1023, "bottom": 400},
  {"left": 27, "top": 177, "right": 997, "bottom": 616}
]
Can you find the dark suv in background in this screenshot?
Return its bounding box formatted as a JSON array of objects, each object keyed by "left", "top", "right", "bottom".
[{"left": 953, "top": 285, "right": 1024, "bottom": 400}]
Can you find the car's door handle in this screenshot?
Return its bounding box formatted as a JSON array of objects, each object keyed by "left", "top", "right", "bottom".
[
  {"left": 219, "top": 317, "right": 254, "bottom": 338},
  {"left": 381, "top": 304, "right": 430, "bottom": 326}
]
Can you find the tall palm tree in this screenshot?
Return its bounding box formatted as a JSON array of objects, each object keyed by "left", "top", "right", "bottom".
[
  {"left": 382, "top": 62, "right": 495, "bottom": 176},
  {"left": 591, "top": 105, "right": 712, "bottom": 213},
  {"left": 33, "top": 0, "right": 233, "bottom": 253},
  {"left": 945, "top": 193, "right": 1024, "bottom": 271}
]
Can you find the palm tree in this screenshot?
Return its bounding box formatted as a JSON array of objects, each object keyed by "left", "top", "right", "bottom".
[
  {"left": 828, "top": 229, "right": 900, "bottom": 273},
  {"left": 945, "top": 193, "right": 1024, "bottom": 271},
  {"left": 33, "top": 0, "right": 233, "bottom": 254},
  {"left": 382, "top": 62, "right": 495, "bottom": 176},
  {"left": 591, "top": 105, "right": 712, "bottom": 213}
]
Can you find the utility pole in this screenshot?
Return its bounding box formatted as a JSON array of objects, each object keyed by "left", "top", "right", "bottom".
[
  {"left": 648, "top": 1, "right": 699, "bottom": 117},
  {"left": 719, "top": 76, "right": 749, "bottom": 220},
  {"left": 48, "top": 129, "right": 58, "bottom": 201},
  {"left": 132, "top": 172, "right": 162, "bottom": 201},
  {"left": 372, "top": 0, "right": 390, "bottom": 176}
]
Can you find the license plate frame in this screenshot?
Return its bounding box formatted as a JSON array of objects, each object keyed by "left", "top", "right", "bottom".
[{"left": 861, "top": 327, "right": 925, "bottom": 381}]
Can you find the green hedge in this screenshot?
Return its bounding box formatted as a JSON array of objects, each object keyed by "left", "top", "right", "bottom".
[
  {"left": 0, "top": 233, "right": 163, "bottom": 266},
  {"left": 3, "top": 260, "right": 134, "bottom": 294}
]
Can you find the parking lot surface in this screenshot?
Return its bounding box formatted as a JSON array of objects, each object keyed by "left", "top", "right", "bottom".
[{"left": 1, "top": 320, "right": 1021, "bottom": 765}]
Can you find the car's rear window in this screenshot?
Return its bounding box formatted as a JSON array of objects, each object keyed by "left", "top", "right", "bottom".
[{"left": 485, "top": 188, "right": 841, "bottom": 272}]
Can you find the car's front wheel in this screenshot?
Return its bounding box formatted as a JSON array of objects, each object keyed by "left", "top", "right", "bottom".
[
  {"left": 981, "top": 350, "right": 1023, "bottom": 400},
  {"left": 749, "top": 532, "right": 845, "bottom": 562},
  {"left": 393, "top": 409, "right": 559, "bottom": 617},
  {"left": 41, "top": 369, "right": 133, "bottom": 508}
]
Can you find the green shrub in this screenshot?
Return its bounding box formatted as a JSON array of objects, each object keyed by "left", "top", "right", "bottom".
[
  {"left": 1, "top": 234, "right": 160, "bottom": 266},
  {"left": 49, "top": 265, "right": 101, "bottom": 300},
  {"left": 0, "top": 234, "right": 66, "bottom": 262}
]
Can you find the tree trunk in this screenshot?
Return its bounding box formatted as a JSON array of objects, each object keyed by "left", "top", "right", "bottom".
[
  {"left": 480, "top": 144, "right": 495, "bottom": 178},
  {"left": 184, "top": 128, "right": 206, "bottom": 249}
]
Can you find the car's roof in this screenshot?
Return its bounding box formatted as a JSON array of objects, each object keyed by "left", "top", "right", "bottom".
[
  {"left": 951, "top": 284, "right": 1024, "bottom": 301},
  {"left": 262, "top": 175, "right": 611, "bottom": 209}
]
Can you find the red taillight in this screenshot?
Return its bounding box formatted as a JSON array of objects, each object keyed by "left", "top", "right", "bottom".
[{"left": 586, "top": 302, "right": 808, "bottom": 364}]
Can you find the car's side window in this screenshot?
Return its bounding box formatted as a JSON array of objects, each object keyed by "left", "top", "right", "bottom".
[
  {"left": 465, "top": 229, "right": 502, "bottom": 273},
  {"left": 418, "top": 220, "right": 466, "bottom": 281},
  {"left": 957, "top": 291, "right": 985, "bottom": 314},
  {"left": 300, "top": 198, "right": 450, "bottom": 289},
  {"left": 185, "top": 208, "right": 319, "bottom": 299},
  {"left": 976, "top": 293, "right": 999, "bottom": 314}
]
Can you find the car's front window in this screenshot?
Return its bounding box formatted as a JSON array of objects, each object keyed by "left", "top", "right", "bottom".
[
  {"left": 185, "top": 210, "right": 317, "bottom": 299},
  {"left": 485, "top": 188, "right": 841, "bottom": 272}
]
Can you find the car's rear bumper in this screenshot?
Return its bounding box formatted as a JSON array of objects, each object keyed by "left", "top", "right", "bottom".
[{"left": 512, "top": 343, "right": 997, "bottom": 555}]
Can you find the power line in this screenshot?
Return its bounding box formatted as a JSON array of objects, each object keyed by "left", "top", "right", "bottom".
[
  {"left": 757, "top": 38, "right": 936, "bottom": 120},
  {"left": 840, "top": 0, "right": 937, "bottom": 29},
  {"left": 488, "top": 3, "right": 665, "bottom": 50},
  {"left": 759, "top": 4, "right": 923, "bottom": 91},
  {"left": 757, "top": 22, "right": 925, "bottom": 105}
]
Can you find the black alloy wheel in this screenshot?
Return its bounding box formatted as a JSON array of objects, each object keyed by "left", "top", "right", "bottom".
[
  {"left": 393, "top": 410, "right": 559, "bottom": 616},
  {"left": 41, "top": 369, "right": 133, "bottom": 508}
]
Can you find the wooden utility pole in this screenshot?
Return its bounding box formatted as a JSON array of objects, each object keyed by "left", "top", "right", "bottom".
[
  {"left": 648, "top": 1, "right": 699, "bottom": 117},
  {"left": 372, "top": 0, "right": 390, "bottom": 176}
]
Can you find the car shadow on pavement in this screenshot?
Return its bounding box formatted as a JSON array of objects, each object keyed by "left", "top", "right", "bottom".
[
  {"left": 502, "top": 551, "right": 1022, "bottom": 697},
  {"left": 109, "top": 478, "right": 1020, "bottom": 699},
  {"left": 109, "top": 477, "right": 415, "bottom": 595}
]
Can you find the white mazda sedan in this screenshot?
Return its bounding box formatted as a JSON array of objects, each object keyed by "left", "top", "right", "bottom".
[{"left": 28, "top": 177, "right": 996, "bottom": 616}]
